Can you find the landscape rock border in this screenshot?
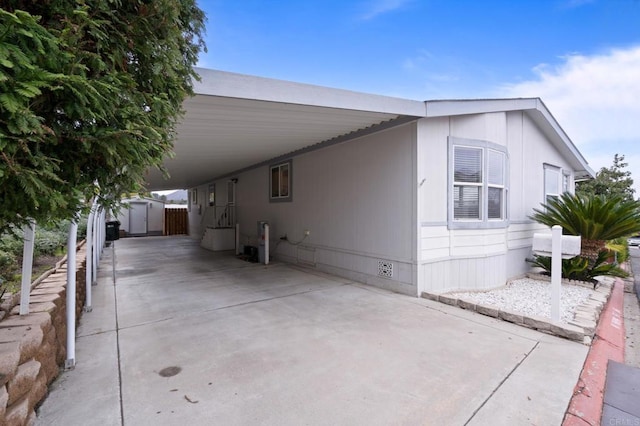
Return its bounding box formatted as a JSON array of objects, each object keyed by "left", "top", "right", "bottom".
[
  {"left": 421, "top": 275, "right": 614, "bottom": 344},
  {"left": 0, "top": 242, "right": 87, "bottom": 426}
]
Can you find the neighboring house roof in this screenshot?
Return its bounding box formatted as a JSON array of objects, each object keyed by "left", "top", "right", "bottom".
[
  {"left": 121, "top": 196, "right": 165, "bottom": 205},
  {"left": 145, "top": 69, "right": 594, "bottom": 190}
]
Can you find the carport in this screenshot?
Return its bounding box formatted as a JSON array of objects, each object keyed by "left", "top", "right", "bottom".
[
  {"left": 144, "top": 68, "right": 426, "bottom": 191},
  {"left": 37, "top": 236, "right": 588, "bottom": 425}
]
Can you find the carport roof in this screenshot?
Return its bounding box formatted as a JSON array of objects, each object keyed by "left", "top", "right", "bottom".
[
  {"left": 145, "top": 69, "right": 426, "bottom": 190},
  {"left": 145, "top": 69, "right": 593, "bottom": 190}
]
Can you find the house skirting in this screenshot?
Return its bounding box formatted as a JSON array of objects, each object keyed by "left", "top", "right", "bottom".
[
  {"left": 419, "top": 247, "right": 531, "bottom": 294},
  {"left": 275, "top": 245, "right": 415, "bottom": 296}
]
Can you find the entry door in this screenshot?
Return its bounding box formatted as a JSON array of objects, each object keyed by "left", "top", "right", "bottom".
[{"left": 129, "top": 202, "right": 148, "bottom": 235}]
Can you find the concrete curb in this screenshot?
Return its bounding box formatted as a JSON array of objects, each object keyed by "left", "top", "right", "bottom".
[{"left": 562, "top": 278, "right": 625, "bottom": 426}]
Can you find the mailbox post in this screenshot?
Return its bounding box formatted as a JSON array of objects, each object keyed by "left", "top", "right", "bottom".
[
  {"left": 532, "top": 226, "right": 581, "bottom": 322},
  {"left": 550, "top": 226, "right": 562, "bottom": 321}
]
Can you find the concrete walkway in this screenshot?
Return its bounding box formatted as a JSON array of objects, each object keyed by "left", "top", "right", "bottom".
[{"left": 36, "top": 236, "right": 588, "bottom": 425}]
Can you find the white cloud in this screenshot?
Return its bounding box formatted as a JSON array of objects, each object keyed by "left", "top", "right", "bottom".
[
  {"left": 499, "top": 45, "right": 640, "bottom": 197},
  {"left": 359, "top": 0, "right": 411, "bottom": 20}
]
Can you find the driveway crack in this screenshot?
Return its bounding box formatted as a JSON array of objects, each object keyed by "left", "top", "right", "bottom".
[{"left": 463, "top": 341, "right": 540, "bottom": 425}]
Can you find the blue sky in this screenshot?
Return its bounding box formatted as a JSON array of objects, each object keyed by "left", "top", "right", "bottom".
[{"left": 196, "top": 0, "right": 640, "bottom": 195}]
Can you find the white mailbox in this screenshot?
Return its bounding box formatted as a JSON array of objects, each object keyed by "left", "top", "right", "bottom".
[
  {"left": 532, "top": 233, "right": 581, "bottom": 259},
  {"left": 532, "top": 226, "right": 581, "bottom": 323}
]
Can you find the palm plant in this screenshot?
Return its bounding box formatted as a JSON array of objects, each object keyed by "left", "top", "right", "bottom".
[
  {"left": 527, "top": 251, "right": 627, "bottom": 283},
  {"left": 530, "top": 193, "right": 640, "bottom": 260}
]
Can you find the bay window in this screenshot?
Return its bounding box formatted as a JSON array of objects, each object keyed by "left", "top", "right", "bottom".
[{"left": 450, "top": 138, "right": 508, "bottom": 228}]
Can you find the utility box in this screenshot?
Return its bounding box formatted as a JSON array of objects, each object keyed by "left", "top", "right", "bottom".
[{"left": 106, "top": 220, "right": 121, "bottom": 241}]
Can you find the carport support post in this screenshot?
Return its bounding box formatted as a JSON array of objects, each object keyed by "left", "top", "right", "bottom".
[
  {"left": 551, "top": 225, "right": 562, "bottom": 322},
  {"left": 19, "top": 221, "right": 36, "bottom": 316},
  {"left": 66, "top": 220, "right": 78, "bottom": 369},
  {"left": 235, "top": 223, "right": 240, "bottom": 255},
  {"left": 264, "top": 224, "right": 269, "bottom": 265},
  {"left": 85, "top": 203, "right": 97, "bottom": 312},
  {"left": 112, "top": 240, "right": 116, "bottom": 285}
]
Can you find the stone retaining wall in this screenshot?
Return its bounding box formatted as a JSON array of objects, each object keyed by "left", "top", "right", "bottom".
[{"left": 0, "top": 243, "right": 87, "bottom": 426}]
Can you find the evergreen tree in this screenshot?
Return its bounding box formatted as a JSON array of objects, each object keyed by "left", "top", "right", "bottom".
[
  {"left": 0, "top": 2, "right": 206, "bottom": 233},
  {"left": 576, "top": 154, "right": 635, "bottom": 201}
]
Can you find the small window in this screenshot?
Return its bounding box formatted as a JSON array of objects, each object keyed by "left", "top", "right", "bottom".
[
  {"left": 191, "top": 189, "right": 198, "bottom": 205},
  {"left": 562, "top": 172, "right": 572, "bottom": 193},
  {"left": 270, "top": 160, "right": 292, "bottom": 202},
  {"left": 544, "top": 165, "right": 560, "bottom": 204},
  {"left": 208, "top": 184, "right": 215, "bottom": 206}
]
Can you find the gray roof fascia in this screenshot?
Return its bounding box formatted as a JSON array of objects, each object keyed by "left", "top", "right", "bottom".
[
  {"left": 193, "top": 68, "right": 426, "bottom": 117},
  {"left": 424, "top": 98, "right": 540, "bottom": 117}
]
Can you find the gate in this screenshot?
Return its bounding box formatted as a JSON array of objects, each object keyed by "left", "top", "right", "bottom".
[{"left": 164, "top": 208, "right": 188, "bottom": 236}]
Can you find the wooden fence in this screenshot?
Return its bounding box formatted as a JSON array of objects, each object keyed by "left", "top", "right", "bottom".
[{"left": 164, "top": 208, "right": 188, "bottom": 235}]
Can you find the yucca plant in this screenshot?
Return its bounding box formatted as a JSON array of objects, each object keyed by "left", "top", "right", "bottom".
[{"left": 530, "top": 193, "right": 640, "bottom": 260}]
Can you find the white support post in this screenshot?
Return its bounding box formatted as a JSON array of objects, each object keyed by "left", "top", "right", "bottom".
[
  {"left": 235, "top": 223, "right": 241, "bottom": 255},
  {"left": 264, "top": 224, "right": 269, "bottom": 265},
  {"left": 19, "top": 221, "right": 36, "bottom": 316},
  {"left": 94, "top": 208, "right": 104, "bottom": 269},
  {"left": 550, "top": 225, "right": 562, "bottom": 322},
  {"left": 65, "top": 220, "right": 78, "bottom": 370},
  {"left": 85, "top": 203, "right": 97, "bottom": 312}
]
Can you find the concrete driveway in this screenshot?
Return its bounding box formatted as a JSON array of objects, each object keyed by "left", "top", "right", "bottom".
[{"left": 36, "top": 236, "right": 588, "bottom": 425}]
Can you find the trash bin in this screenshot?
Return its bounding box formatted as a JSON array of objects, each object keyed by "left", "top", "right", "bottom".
[{"left": 106, "top": 221, "right": 121, "bottom": 241}]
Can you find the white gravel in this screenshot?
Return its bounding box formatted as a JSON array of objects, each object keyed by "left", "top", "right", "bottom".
[{"left": 449, "top": 278, "right": 594, "bottom": 323}]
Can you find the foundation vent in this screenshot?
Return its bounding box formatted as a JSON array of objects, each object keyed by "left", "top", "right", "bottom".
[{"left": 377, "top": 260, "right": 393, "bottom": 278}]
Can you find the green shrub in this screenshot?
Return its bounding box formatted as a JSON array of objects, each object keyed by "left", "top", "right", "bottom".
[
  {"left": 0, "top": 249, "right": 18, "bottom": 282},
  {"left": 33, "top": 228, "right": 67, "bottom": 257},
  {"left": 527, "top": 250, "right": 628, "bottom": 287},
  {"left": 609, "top": 237, "right": 630, "bottom": 264}
]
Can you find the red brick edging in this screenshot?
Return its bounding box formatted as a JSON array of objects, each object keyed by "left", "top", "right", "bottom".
[{"left": 563, "top": 278, "right": 625, "bottom": 425}]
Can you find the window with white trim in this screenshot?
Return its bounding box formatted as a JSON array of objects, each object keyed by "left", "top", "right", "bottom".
[
  {"left": 270, "top": 160, "right": 292, "bottom": 202},
  {"left": 208, "top": 184, "right": 215, "bottom": 206},
  {"left": 449, "top": 138, "right": 508, "bottom": 229},
  {"left": 544, "top": 165, "right": 560, "bottom": 204},
  {"left": 452, "top": 143, "right": 507, "bottom": 223},
  {"left": 562, "top": 171, "right": 572, "bottom": 194}
]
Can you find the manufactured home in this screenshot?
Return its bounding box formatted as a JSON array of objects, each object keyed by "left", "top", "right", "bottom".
[{"left": 145, "top": 69, "right": 594, "bottom": 296}]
